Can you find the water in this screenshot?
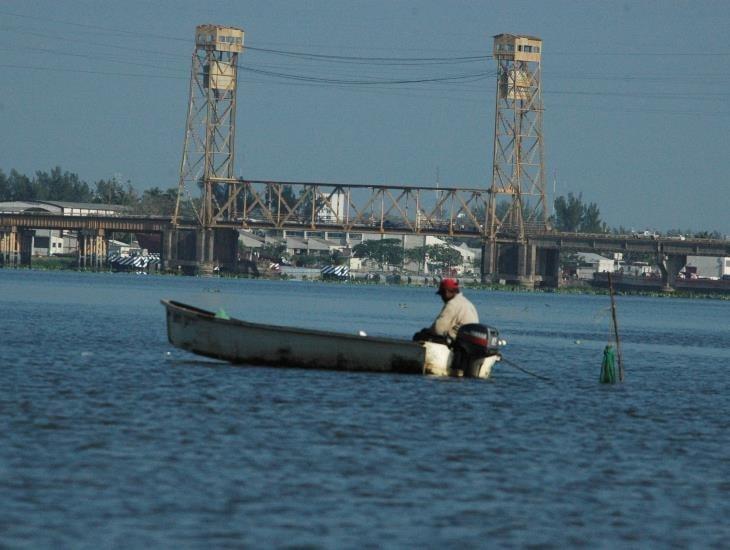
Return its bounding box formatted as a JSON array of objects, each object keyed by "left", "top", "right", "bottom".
[{"left": 2, "top": 269, "right": 729, "bottom": 548}]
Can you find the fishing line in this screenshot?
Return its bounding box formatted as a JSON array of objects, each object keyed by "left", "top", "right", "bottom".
[{"left": 500, "top": 357, "right": 552, "bottom": 382}]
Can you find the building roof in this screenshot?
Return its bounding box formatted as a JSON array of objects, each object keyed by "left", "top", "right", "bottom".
[
  {"left": 108, "top": 239, "right": 139, "bottom": 247},
  {"left": 238, "top": 230, "right": 265, "bottom": 248},
  {"left": 36, "top": 201, "right": 128, "bottom": 212},
  {"left": 285, "top": 236, "right": 334, "bottom": 251},
  {"left": 576, "top": 252, "right": 613, "bottom": 263},
  {"left": 493, "top": 33, "right": 542, "bottom": 41},
  {"left": 0, "top": 201, "right": 61, "bottom": 213},
  {"left": 0, "top": 200, "right": 128, "bottom": 213}
]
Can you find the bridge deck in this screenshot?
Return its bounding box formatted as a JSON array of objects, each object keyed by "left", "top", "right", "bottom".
[{"left": 2, "top": 213, "right": 728, "bottom": 257}]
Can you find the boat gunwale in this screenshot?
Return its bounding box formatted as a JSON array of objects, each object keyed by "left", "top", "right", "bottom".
[{"left": 161, "top": 299, "right": 424, "bottom": 348}]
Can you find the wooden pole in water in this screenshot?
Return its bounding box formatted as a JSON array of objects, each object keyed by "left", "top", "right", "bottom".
[{"left": 607, "top": 272, "right": 624, "bottom": 382}]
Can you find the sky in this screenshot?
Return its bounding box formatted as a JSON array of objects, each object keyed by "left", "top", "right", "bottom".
[{"left": 1, "top": 0, "right": 729, "bottom": 234}]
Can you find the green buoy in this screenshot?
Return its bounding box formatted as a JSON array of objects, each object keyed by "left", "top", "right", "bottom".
[
  {"left": 604, "top": 272, "right": 625, "bottom": 383},
  {"left": 600, "top": 344, "right": 616, "bottom": 384}
]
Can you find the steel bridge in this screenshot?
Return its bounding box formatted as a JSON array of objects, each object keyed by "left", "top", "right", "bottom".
[
  {"left": 3, "top": 203, "right": 728, "bottom": 289},
  {"left": 187, "top": 178, "right": 492, "bottom": 236},
  {"left": 3, "top": 29, "right": 728, "bottom": 289}
]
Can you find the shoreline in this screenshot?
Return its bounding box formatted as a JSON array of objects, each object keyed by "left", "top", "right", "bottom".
[{"left": 3, "top": 263, "right": 729, "bottom": 301}]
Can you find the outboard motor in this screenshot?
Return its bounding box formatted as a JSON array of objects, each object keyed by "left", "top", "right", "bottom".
[{"left": 454, "top": 323, "right": 501, "bottom": 360}]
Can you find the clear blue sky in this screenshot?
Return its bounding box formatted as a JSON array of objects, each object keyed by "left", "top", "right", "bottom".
[{"left": 1, "top": 0, "right": 729, "bottom": 234}]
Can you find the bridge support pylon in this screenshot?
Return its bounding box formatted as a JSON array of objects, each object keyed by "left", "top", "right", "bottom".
[
  {"left": 163, "top": 227, "right": 239, "bottom": 276},
  {"left": 195, "top": 228, "right": 216, "bottom": 275},
  {"left": 536, "top": 247, "right": 561, "bottom": 288},
  {"left": 481, "top": 240, "right": 541, "bottom": 287},
  {"left": 77, "top": 229, "right": 107, "bottom": 271},
  {"left": 0, "top": 227, "right": 32, "bottom": 268},
  {"left": 480, "top": 240, "right": 497, "bottom": 284},
  {"left": 658, "top": 253, "right": 687, "bottom": 292},
  {"left": 516, "top": 243, "right": 537, "bottom": 287},
  {"left": 21, "top": 229, "right": 33, "bottom": 267},
  {"left": 1, "top": 228, "right": 18, "bottom": 266}
]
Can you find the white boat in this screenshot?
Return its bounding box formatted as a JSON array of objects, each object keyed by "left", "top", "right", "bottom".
[{"left": 162, "top": 300, "right": 503, "bottom": 379}]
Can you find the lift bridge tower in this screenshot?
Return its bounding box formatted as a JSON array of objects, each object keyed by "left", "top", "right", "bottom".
[
  {"left": 483, "top": 34, "right": 550, "bottom": 285},
  {"left": 170, "top": 24, "right": 244, "bottom": 273}
]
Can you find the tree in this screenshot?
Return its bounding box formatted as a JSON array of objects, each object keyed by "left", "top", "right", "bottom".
[
  {"left": 553, "top": 193, "right": 584, "bottom": 232},
  {"left": 693, "top": 230, "right": 722, "bottom": 240},
  {"left": 581, "top": 202, "right": 607, "bottom": 233},
  {"left": 405, "top": 246, "right": 428, "bottom": 271},
  {"left": 426, "top": 244, "right": 463, "bottom": 272},
  {"left": 8, "top": 170, "right": 36, "bottom": 201},
  {"left": 93, "top": 177, "right": 138, "bottom": 206},
  {"left": 259, "top": 241, "right": 287, "bottom": 262},
  {"left": 0, "top": 170, "right": 9, "bottom": 201},
  {"left": 35, "top": 167, "right": 93, "bottom": 202},
  {"left": 553, "top": 192, "right": 607, "bottom": 233},
  {"left": 138, "top": 187, "right": 177, "bottom": 215},
  {"left": 353, "top": 239, "right": 403, "bottom": 269}
]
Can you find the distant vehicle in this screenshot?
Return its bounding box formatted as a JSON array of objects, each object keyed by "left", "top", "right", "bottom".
[{"left": 633, "top": 230, "right": 659, "bottom": 239}]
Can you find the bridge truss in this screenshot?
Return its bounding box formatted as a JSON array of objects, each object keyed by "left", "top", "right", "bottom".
[{"left": 185, "top": 178, "right": 492, "bottom": 238}]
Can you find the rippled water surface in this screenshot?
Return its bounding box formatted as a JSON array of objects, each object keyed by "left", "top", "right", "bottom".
[{"left": 2, "top": 270, "right": 729, "bottom": 547}]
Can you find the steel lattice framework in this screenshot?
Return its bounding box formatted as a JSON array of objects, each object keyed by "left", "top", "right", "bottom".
[
  {"left": 170, "top": 27, "right": 551, "bottom": 251},
  {"left": 173, "top": 24, "right": 244, "bottom": 228},
  {"left": 185, "top": 178, "right": 490, "bottom": 237},
  {"left": 488, "top": 34, "right": 547, "bottom": 240}
]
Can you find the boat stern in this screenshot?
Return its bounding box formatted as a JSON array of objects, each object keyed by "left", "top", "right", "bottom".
[{"left": 421, "top": 341, "right": 499, "bottom": 379}]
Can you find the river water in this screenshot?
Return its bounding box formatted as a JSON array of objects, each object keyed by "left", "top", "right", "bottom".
[{"left": 2, "top": 269, "right": 728, "bottom": 548}]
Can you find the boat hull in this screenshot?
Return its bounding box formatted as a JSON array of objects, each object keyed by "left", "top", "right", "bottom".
[{"left": 162, "top": 300, "right": 498, "bottom": 378}]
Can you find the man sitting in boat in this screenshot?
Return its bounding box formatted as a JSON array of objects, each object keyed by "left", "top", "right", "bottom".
[{"left": 412, "top": 278, "right": 479, "bottom": 344}]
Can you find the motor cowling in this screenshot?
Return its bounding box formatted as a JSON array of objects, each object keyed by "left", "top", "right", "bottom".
[{"left": 455, "top": 323, "right": 501, "bottom": 359}]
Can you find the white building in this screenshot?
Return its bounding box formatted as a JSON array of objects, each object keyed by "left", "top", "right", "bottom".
[
  {"left": 107, "top": 239, "right": 141, "bottom": 257},
  {"left": 400, "top": 234, "right": 478, "bottom": 275},
  {"left": 686, "top": 256, "right": 730, "bottom": 279},
  {"left": 574, "top": 252, "right": 617, "bottom": 280},
  {"left": 316, "top": 191, "right": 346, "bottom": 223},
  {"left": 32, "top": 230, "right": 77, "bottom": 256},
  {"left": 284, "top": 236, "right": 339, "bottom": 257},
  {"left": 622, "top": 261, "right": 656, "bottom": 278}
]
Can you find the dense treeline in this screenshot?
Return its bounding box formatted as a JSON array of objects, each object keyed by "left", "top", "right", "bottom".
[
  {"left": 0, "top": 167, "right": 179, "bottom": 216},
  {"left": 550, "top": 191, "right": 723, "bottom": 239},
  {"left": 352, "top": 240, "right": 466, "bottom": 271}
]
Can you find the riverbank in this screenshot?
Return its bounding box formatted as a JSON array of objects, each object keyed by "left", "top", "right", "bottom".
[{"left": 5, "top": 262, "right": 730, "bottom": 301}]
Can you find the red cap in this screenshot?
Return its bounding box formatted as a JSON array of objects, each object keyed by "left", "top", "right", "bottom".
[{"left": 437, "top": 278, "right": 459, "bottom": 293}]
